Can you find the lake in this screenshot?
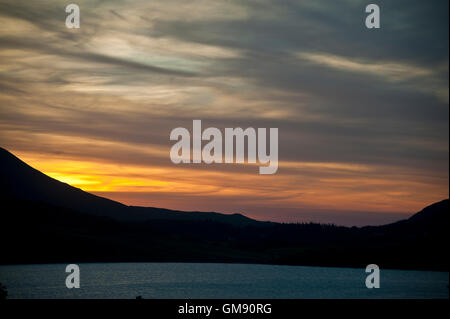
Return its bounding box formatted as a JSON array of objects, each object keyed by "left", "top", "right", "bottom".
[{"left": 0, "top": 263, "right": 447, "bottom": 299}]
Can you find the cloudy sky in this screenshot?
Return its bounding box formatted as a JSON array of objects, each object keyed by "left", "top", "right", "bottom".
[{"left": 0, "top": 0, "right": 448, "bottom": 225}]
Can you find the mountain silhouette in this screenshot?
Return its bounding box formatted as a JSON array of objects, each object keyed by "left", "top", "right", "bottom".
[
  {"left": 407, "top": 199, "right": 448, "bottom": 227},
  {"left": 0, "top": 147, "right": 448, "bottom": 270},
  {"left": 0, "top": 147, "right": 257, "bottom": 226}
]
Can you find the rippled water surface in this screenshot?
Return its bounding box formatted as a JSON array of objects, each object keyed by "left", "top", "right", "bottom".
[{"left": 0, "top": 263, "right": 447, "bottom": 299}]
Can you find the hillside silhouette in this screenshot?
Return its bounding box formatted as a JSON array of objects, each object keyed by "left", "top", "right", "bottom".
[
  {"left": 0, "top": 147, "right": 448, "bottom": 270},
  {"left": 0, "top": 147, "right": 257, "bottom": 226}
]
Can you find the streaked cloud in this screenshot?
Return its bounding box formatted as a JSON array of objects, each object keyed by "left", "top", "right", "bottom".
[
  {"left": 297, "top": 52, "right": 432, "bottom": 81},
  {"left": 297, "top": 51, "right": 448, "bottom": 102}
]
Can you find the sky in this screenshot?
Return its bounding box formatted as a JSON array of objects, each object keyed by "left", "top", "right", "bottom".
[{"left": 0, "top": 0, "right": 448, "bottom": 226}]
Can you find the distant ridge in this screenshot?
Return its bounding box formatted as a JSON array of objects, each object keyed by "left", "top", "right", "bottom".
[
  {"left": 0, "top": 147, "right": 259, "bottom": 226},
  {"left": 408, "top": 199, "right": 448, "bottom": 226},
  {"left": 0, "top": 146, "right": 448, "bottom": 270}
]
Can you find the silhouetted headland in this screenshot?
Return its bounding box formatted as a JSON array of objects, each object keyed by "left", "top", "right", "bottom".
[{"left": 0, "top": 147, "right": 448, "bottom": 270}]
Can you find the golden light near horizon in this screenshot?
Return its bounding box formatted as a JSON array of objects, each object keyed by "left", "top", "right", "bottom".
[{"left": 11, "top": 148, "right": 448, "bottom": 224}]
